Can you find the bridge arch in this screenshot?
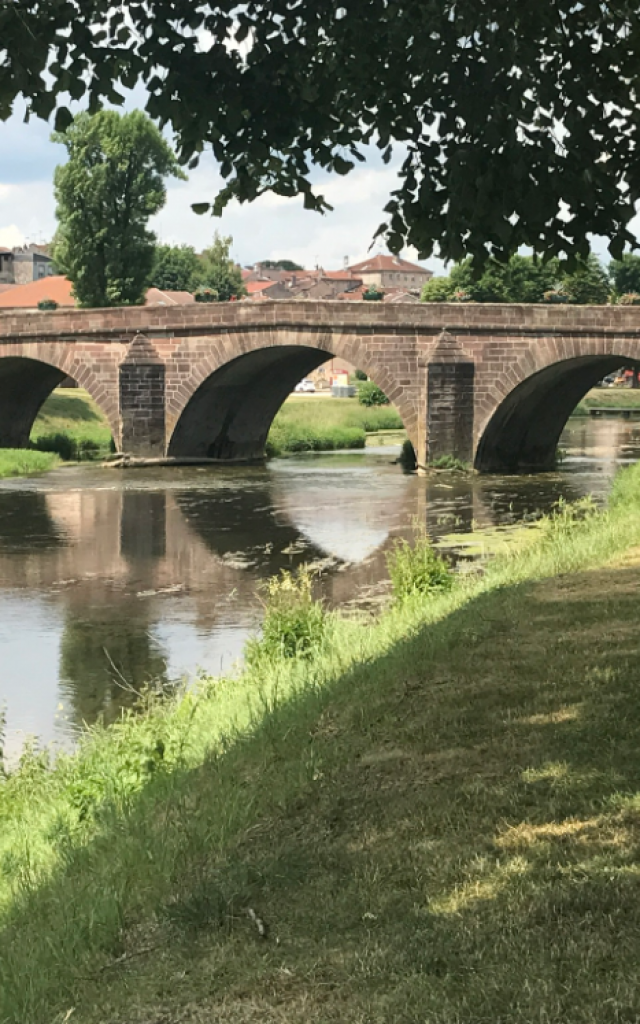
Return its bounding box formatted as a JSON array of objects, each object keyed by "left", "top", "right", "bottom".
[
  {"left": 475, "top": 337, "right": 640, "bottom": 473},
  {"left": 0, "top": 345, "right": 121, "bottom": 450},
  {"left": 165, "top": 331, "right": 419, "bottom": 461}
]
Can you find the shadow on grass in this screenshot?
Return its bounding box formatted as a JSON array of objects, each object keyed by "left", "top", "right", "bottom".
[
  {"left": 3, "top": 564, "right": 640, "bottom": 1022},
  {"left": 39, "top": 393, "right": 103, "bottom": 423}
]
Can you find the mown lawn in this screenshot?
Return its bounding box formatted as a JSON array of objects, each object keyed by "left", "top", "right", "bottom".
[
  {"left": 573, "top": 386, "right": 640, "bottom": 415},
  {"left": 3, "top": 469, "right": 640, "bottom": 1021}
]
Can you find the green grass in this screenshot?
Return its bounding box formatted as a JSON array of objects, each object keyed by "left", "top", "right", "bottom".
[
  {"left": 30, "top": 388, "right": 113, "bottom": 460},
  {"left": 0, "top": 449, "right": 59, "bottom": 479},
  {"left": 573, "top": 387, "right": 640, "bottom": 415},
  {"left": 267, "top": 396, "right": 405, "bottom": 455},
  {"left": 4, "top": 468, "right": 640, "bottom": 1021}
]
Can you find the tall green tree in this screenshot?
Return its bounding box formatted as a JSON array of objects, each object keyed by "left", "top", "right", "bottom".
[
  {"left": 562, "top": 255, "right": 611, "bottom": 305},
  {"left": 151, "top": 244, "right": 202, "bottom": 292},
  {"left": 609, "top": 254, "right": 640, "bottom": 297},
  {"left": 198, "top": 233, "right": 246, "bottom": 302},
  {"left": 5, "top": 3, "right": 640, "bottom": 263},
  {"left": 52, "top": 111, "right": 185, "bottom": 307}
]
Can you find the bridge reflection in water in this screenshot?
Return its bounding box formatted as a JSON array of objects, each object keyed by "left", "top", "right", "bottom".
[{"left": 0, "top": 429, "right": 619, "bottom": 759}]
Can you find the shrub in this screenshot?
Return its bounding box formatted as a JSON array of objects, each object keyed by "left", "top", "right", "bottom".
[
  {"left": 399, "top": 439, "right": 417, "bottom": 470},
  {"left": 618, "top": 292, "right": 640, "bottom": 305},
  {"left": 386, "top": 530, "right": 453, "bottom": 602},
  {"left": 358, "top": 381, "right": 390, "bottom": 406},
  {"left": 31, "top": 433, "right": 78, "bottom": 461},
  {"left": 245, "top": 567, "right": 326, "bottom": 665},
  {"left": 363, "top": 285, "right": 384, "bottom": 301},
  {"left": 194, "top": 287, "right": 219, "bottom": 303},
  {"left": 354, "top": 368, "right": 368, "bottom": 381},
  {"left": 543, "top": 287, "right": 569, "bottom": 304},
  {"left": 37, "top": 298, "right": 59, "bottom": 311}
]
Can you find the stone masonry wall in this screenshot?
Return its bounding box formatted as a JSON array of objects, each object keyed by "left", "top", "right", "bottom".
[{"left": 1, "top": 301, "right": 640, "bottom": 464}]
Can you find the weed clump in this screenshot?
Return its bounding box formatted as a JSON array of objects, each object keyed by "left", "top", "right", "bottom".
[
  {"left": 386, "top": 530, "right": 453, "bottom": 602},
  {"left": 429, "top": 454, "right": 469, "bottom": 472},
  {"left": 246, "top": 567, "right": 326, "bottom": 665}
]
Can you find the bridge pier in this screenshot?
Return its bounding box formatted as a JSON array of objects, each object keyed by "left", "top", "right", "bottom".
[
  {"left": 426, "top": 333, "right": 475, "bottom": 466},
  {"left": 119, "top": 335, "right": 166, "bottom": 457}
]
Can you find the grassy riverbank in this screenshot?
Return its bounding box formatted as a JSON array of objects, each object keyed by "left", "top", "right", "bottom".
[
  {"left": 267, "top": 395, "right": 404, "bottom": 455},
  {"left": 30, "top": 388, "right": 113, "bottom": 460},
  {"left": 3, "top": 468, "right": 640, "bottom": 1021},
  {"left": 573, "top": 387, "right": 640, "bottom": 415},
  {"left": 0, "top": 449, "right": 59, "bottom": 478}
]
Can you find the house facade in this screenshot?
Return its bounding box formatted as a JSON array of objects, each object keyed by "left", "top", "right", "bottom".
[
  {"left": 347, "top": 254, "right": 432, "bottom": 292},
  {"left": 0, "top": 245, "right": 56, "bottom": 286}
]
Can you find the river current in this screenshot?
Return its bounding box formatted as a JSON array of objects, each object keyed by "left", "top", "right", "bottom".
[{"left": 1, "top": 415, "right": 639, "bottom": 760}]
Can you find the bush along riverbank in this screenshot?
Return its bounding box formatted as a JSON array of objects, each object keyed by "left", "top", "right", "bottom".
[{"left": 4, "top": 468, "right": 640, "bottom": 1022}]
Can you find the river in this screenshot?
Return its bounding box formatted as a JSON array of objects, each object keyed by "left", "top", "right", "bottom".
[{"left": 1, "top": 415, "right": 639, "bottom": 761}]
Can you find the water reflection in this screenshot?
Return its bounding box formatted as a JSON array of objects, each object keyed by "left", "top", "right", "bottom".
[{"left": 0, "top": 416, "right": 639, "bottom": 757}]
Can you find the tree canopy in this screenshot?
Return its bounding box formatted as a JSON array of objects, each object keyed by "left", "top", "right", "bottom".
[
  {"left": 609, "top": 254, "right": 640, "bottom": 297},
  {"left": 52, "top": 111, "right": 185, "bottom": 307},
  {"left": 4, "top": 3, "right": 640, "bottom": 264},
  {"left": 151, "top": 244, "right": 202, "bottom": 292},
  {"left": 422, "top": 254, "right": 611, "bottom": 305},
  {"left": 259, "top": 260, "right": 304, "bottom": 271},
  {"left": 198, "top": 233, "right": 246, "bottom": 301}
]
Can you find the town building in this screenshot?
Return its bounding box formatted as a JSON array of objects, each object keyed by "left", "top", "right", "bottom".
[
  {"left": 0, "top": 244, "right": 56, "bottom": 287},
  {"left": 346, "top": 254, "right": 432, "bottom": 292}
]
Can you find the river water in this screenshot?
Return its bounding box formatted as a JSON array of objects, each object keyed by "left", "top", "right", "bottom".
[{"left": 1, "top": 415, "right": 639, "bottom": 761}]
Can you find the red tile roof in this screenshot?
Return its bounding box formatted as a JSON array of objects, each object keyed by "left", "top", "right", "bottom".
[
  {"left": 0, "top": 276, "right": 75, "bottom": 308},
  {"left": 245, "top": 280, "right": 279, "bottom": 294},
  {"left": 145, "top": 288, "right": 195, "bottom": 306},
  {"left": 348, "top": 254, "right": 432, "bottom": 275},
  {"left": 0, "top": 278, "right": 197, "bottom": 309}
]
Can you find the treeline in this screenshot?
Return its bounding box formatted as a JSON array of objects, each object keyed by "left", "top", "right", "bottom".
[{"left": 421, "top": 254, "right": 640, "bottom": 305}]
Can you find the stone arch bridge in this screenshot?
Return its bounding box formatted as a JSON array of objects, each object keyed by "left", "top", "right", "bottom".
[{"left": 0, "top": 301, "right": 638, "bottom": 473}]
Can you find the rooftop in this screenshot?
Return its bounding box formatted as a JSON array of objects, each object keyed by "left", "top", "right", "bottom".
[{"left": 348, "top": 254, "right": 432, "bottom": 275}]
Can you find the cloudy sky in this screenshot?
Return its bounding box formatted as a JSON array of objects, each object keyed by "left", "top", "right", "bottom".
[{"left": 0, "top": 99, "right": 441, "bottom": 273}]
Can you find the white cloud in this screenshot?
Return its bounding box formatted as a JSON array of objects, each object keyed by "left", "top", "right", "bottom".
[
  {"left": 0, "top": 106, "right": 442, "bottom": 271},
  {"left": 0, "top": 225, "right": 26, "bottom": 248}
]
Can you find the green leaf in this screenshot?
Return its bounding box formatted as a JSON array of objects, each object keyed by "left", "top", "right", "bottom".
[
  {"left": 191, "top": 203, "right": 211, "bottom": 215},
  {"left": 54, "top": 107, "right": 74, "bottom": 133}
]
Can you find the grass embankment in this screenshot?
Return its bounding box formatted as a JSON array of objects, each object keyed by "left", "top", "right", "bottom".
[
  {"left": 30, "top": 388, "right": 113, "bottom": 460},
  {"left": 0, "top": 449, "right": 59, "bottom": 479},
  {"left": 4, "top": 472, "right": 640, "bottom": 1021},
  {"left": 267, "top": 396, "right": 404, "bottom": 455},
  {"left": 573, "top": 387, "right": 640, "bottom": 415}
]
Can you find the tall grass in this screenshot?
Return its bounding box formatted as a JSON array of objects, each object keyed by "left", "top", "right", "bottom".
[
  {"left": 267, "top": 396, "right": 404, "bottom": 454},
  {"left": 3, "top": 464, "right": 640, "bottom": 1021},
  {"left": 0, "top": 449, "right": 59, "bottom": 479}
]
